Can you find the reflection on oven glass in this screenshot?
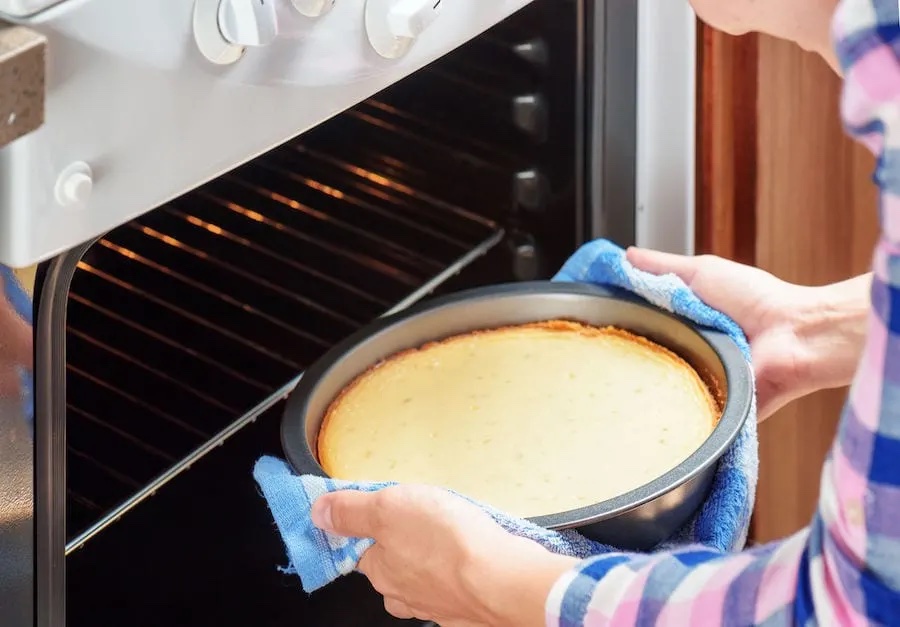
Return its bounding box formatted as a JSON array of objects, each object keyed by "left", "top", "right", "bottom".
[{"left": 0, "top": 263, "right": 34, "bottom": 627}]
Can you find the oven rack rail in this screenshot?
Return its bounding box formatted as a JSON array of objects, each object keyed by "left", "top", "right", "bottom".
[
  {"left": 64, "top": 121, "right": 505, "bottom": 552},
  {"left": 64, "top": 229, "right": 501, "bottom": 555}
]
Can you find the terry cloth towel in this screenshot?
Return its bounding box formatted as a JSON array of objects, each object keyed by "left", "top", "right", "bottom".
[{"left": 253, "top": 238, "right": 759, "bottom": 593}]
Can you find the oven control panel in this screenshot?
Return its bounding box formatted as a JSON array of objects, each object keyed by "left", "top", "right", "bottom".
[
  {"left": 365, "top": 0, "right": 443, "bottom": 59},
  {"left": 0, "top": 0, "right": 533, "bottom": 267},
  {"left": 0, "top": 0, "right": 64, "bottom": 18},
  {"left": 195, "top": 0, "right": 444, "bottom": 65}
]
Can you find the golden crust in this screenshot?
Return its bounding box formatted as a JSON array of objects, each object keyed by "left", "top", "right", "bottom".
[{"left": 316, "top": 320, "right": 721, "bottom": 473}]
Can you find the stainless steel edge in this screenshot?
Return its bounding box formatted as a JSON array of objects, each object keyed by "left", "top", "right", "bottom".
[
  {"left": 589, "top": 0, "right": 637, "bottom": 244},
  {"left": 574, "top": 0, "right": 587, "bottom": 244},
  {"left": 36, "top": 240, "right": 89, "bottom": 627}
]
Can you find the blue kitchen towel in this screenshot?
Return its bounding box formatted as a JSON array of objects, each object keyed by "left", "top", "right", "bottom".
[
  {"left": 253, "top": 456, "right": 610, "bottom": 592},
  {"left": 253, "top": 238, "right": 758, "bottom": 593}
]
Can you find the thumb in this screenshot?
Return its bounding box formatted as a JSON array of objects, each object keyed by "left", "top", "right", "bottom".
[
  {"left": 311, "top": 490, "right": 382, "bottom": 539},
  {"left": 625, "top": 247, "right": 703, "bottom": 287}
]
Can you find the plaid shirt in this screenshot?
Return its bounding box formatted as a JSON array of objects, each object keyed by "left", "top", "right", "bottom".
[{"left": 545, "top": 1, "right": 900, "bottom": 624}]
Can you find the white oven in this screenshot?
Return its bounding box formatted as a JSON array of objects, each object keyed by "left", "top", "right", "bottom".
[{"left": 0, "top": 1, "right": 695, "bottom": 624}]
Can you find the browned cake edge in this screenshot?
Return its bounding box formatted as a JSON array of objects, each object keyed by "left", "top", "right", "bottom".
[{"left": 316, "top": 320, "right": 723, "bottom": 473}]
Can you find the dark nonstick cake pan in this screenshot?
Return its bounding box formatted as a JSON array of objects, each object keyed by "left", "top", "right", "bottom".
[{"left": 281, "top": 281, "right": 753, "bottom": 550}]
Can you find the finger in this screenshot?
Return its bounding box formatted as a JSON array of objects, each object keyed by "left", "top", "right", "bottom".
[
  {"left": 383, "top": 597, "right": 416, "bottom": 620},
  {"left": 311, "top": 490, "right": 381, "bottom": 538},
  {"left": 625, "top": 247, "right": 703, "bottom": 286},
  {"left": 356, "top": 545, "right": 377, "bottom": 577},
  {"left": 357, "top": 547, "right": 401, "bottom": 599}
]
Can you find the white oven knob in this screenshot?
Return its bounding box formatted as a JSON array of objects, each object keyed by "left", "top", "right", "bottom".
[
  {"left": 365, "top": 0, "right": 443, "bottom": 59},
  {"left": 194, "top": 0, "right": 244, "bottom": 65},
  {"left": 55, "top": 162, "right": 93, "bottom": 209},
  {"left": 291, "top": 0, "right": 334, "bottom": 17},
  {"left": 218, "top": 0, "right": 278, "bottom": 47}
]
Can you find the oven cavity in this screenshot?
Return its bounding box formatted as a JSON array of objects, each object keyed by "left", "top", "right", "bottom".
[{"left": 62, "top": 0, "right": 579, "bottom": 564}]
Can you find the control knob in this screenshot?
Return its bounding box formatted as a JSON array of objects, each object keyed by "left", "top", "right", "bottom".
[
  {"left": 291, "top": 0, "right": 335, "bottom": 16},
  {"left": 218, "top": 0, "right": 278, "bottom": 47},
  {"left": 365, "top": 0, "right": 443, "bottom": 59}
]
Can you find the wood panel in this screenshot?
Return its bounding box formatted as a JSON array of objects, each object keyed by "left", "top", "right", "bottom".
[
  {"left": 697, "top": 27, "right": 879, "bottom": 543},
  {"left": 696, "top": 28, "right": 758, "bottom": 265},
  {"left": 752, "top": 34, "right": 878, "bottom": 542}
]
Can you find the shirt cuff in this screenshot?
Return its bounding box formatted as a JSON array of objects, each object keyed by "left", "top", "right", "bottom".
[{"left": 544, "top": 559, "right": 584, "bottom": 626}]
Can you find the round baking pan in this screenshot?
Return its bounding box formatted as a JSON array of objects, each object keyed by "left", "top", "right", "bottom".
[{"left": 281, "top": 281, "right": 753, "bottom": 550}]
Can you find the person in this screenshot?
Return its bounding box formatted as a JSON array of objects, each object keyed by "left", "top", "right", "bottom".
[{"left": 308, "top": 0, "right": 900, "bottom": 624}]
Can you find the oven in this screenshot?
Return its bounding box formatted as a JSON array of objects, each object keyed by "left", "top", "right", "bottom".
[{"left": 0, "top": 0, "right": 696, "bottom": 624}]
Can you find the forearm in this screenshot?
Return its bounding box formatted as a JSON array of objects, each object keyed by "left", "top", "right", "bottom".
[
  {"left": 474, "top": 538, "right": 579, "bottom": 627},
  {"left": 793, "top": 273, "right": 870, "bottom": 393}
]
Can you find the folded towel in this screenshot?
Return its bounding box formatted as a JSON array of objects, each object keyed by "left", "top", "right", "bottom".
[
  {"left": 254, "top": 456, "right": 609, "bottom": 592},
  {"left": 254, "top": 238, "right": 758, "bottom": 593}
]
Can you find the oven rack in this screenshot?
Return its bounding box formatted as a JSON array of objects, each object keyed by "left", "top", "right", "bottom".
[{"left": 63, "top": 128, "right": 504, "bottom": 553}]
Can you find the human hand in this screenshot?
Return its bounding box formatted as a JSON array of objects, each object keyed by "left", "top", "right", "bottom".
[
  {"left": 626, "top": 248, "right": 868, "bottom": 421},
  {"left": 311, "top": 484, "right": 577, "bottom": 627}
]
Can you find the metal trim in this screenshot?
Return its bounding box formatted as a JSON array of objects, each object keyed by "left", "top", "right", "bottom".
[
  {"left": 35, "top": 239, "right": 91, "bottom": 627},
  {"left": 588, "top": 0, "right": 638, "bottom": 246}
]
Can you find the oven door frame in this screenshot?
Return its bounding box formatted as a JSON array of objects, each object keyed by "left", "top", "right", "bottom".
[{"left": 586, "top": 0, "right": 696, "bottom": 252}]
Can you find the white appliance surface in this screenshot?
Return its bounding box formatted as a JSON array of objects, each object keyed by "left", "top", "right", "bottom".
[
  {"left": 0, "top": 0, "right": 533, "bottom": 267},
  {"left": 632, "top": 0, "right": 697, "bottom": 255},
  {"left": 635, "top": 0, "right": 696, "bottom": 256}
]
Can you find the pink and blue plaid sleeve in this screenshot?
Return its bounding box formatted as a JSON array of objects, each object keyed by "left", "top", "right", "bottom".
[{"left": 545, "top": 1, "right": 900, "bottom": 624}]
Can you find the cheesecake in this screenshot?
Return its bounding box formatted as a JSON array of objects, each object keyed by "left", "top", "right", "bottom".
[{"left": 317, "top": 321, "right": 720, "bottom": 518}]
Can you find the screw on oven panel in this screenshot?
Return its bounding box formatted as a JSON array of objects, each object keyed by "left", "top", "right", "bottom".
[
  {"left": 512, "top": 169, "right": 549, "bottom": 214},
  {"left": 512, "top": 93, "right": 548, "bottom": 143}
]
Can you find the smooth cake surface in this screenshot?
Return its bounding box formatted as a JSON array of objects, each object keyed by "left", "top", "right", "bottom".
[{"left": 318, "top": 321, "right": 719, "bottom": 518}]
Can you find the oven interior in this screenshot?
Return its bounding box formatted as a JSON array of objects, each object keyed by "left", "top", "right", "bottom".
[{"left": 50, "top": 2, "right": 586, "bottom": 624}]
